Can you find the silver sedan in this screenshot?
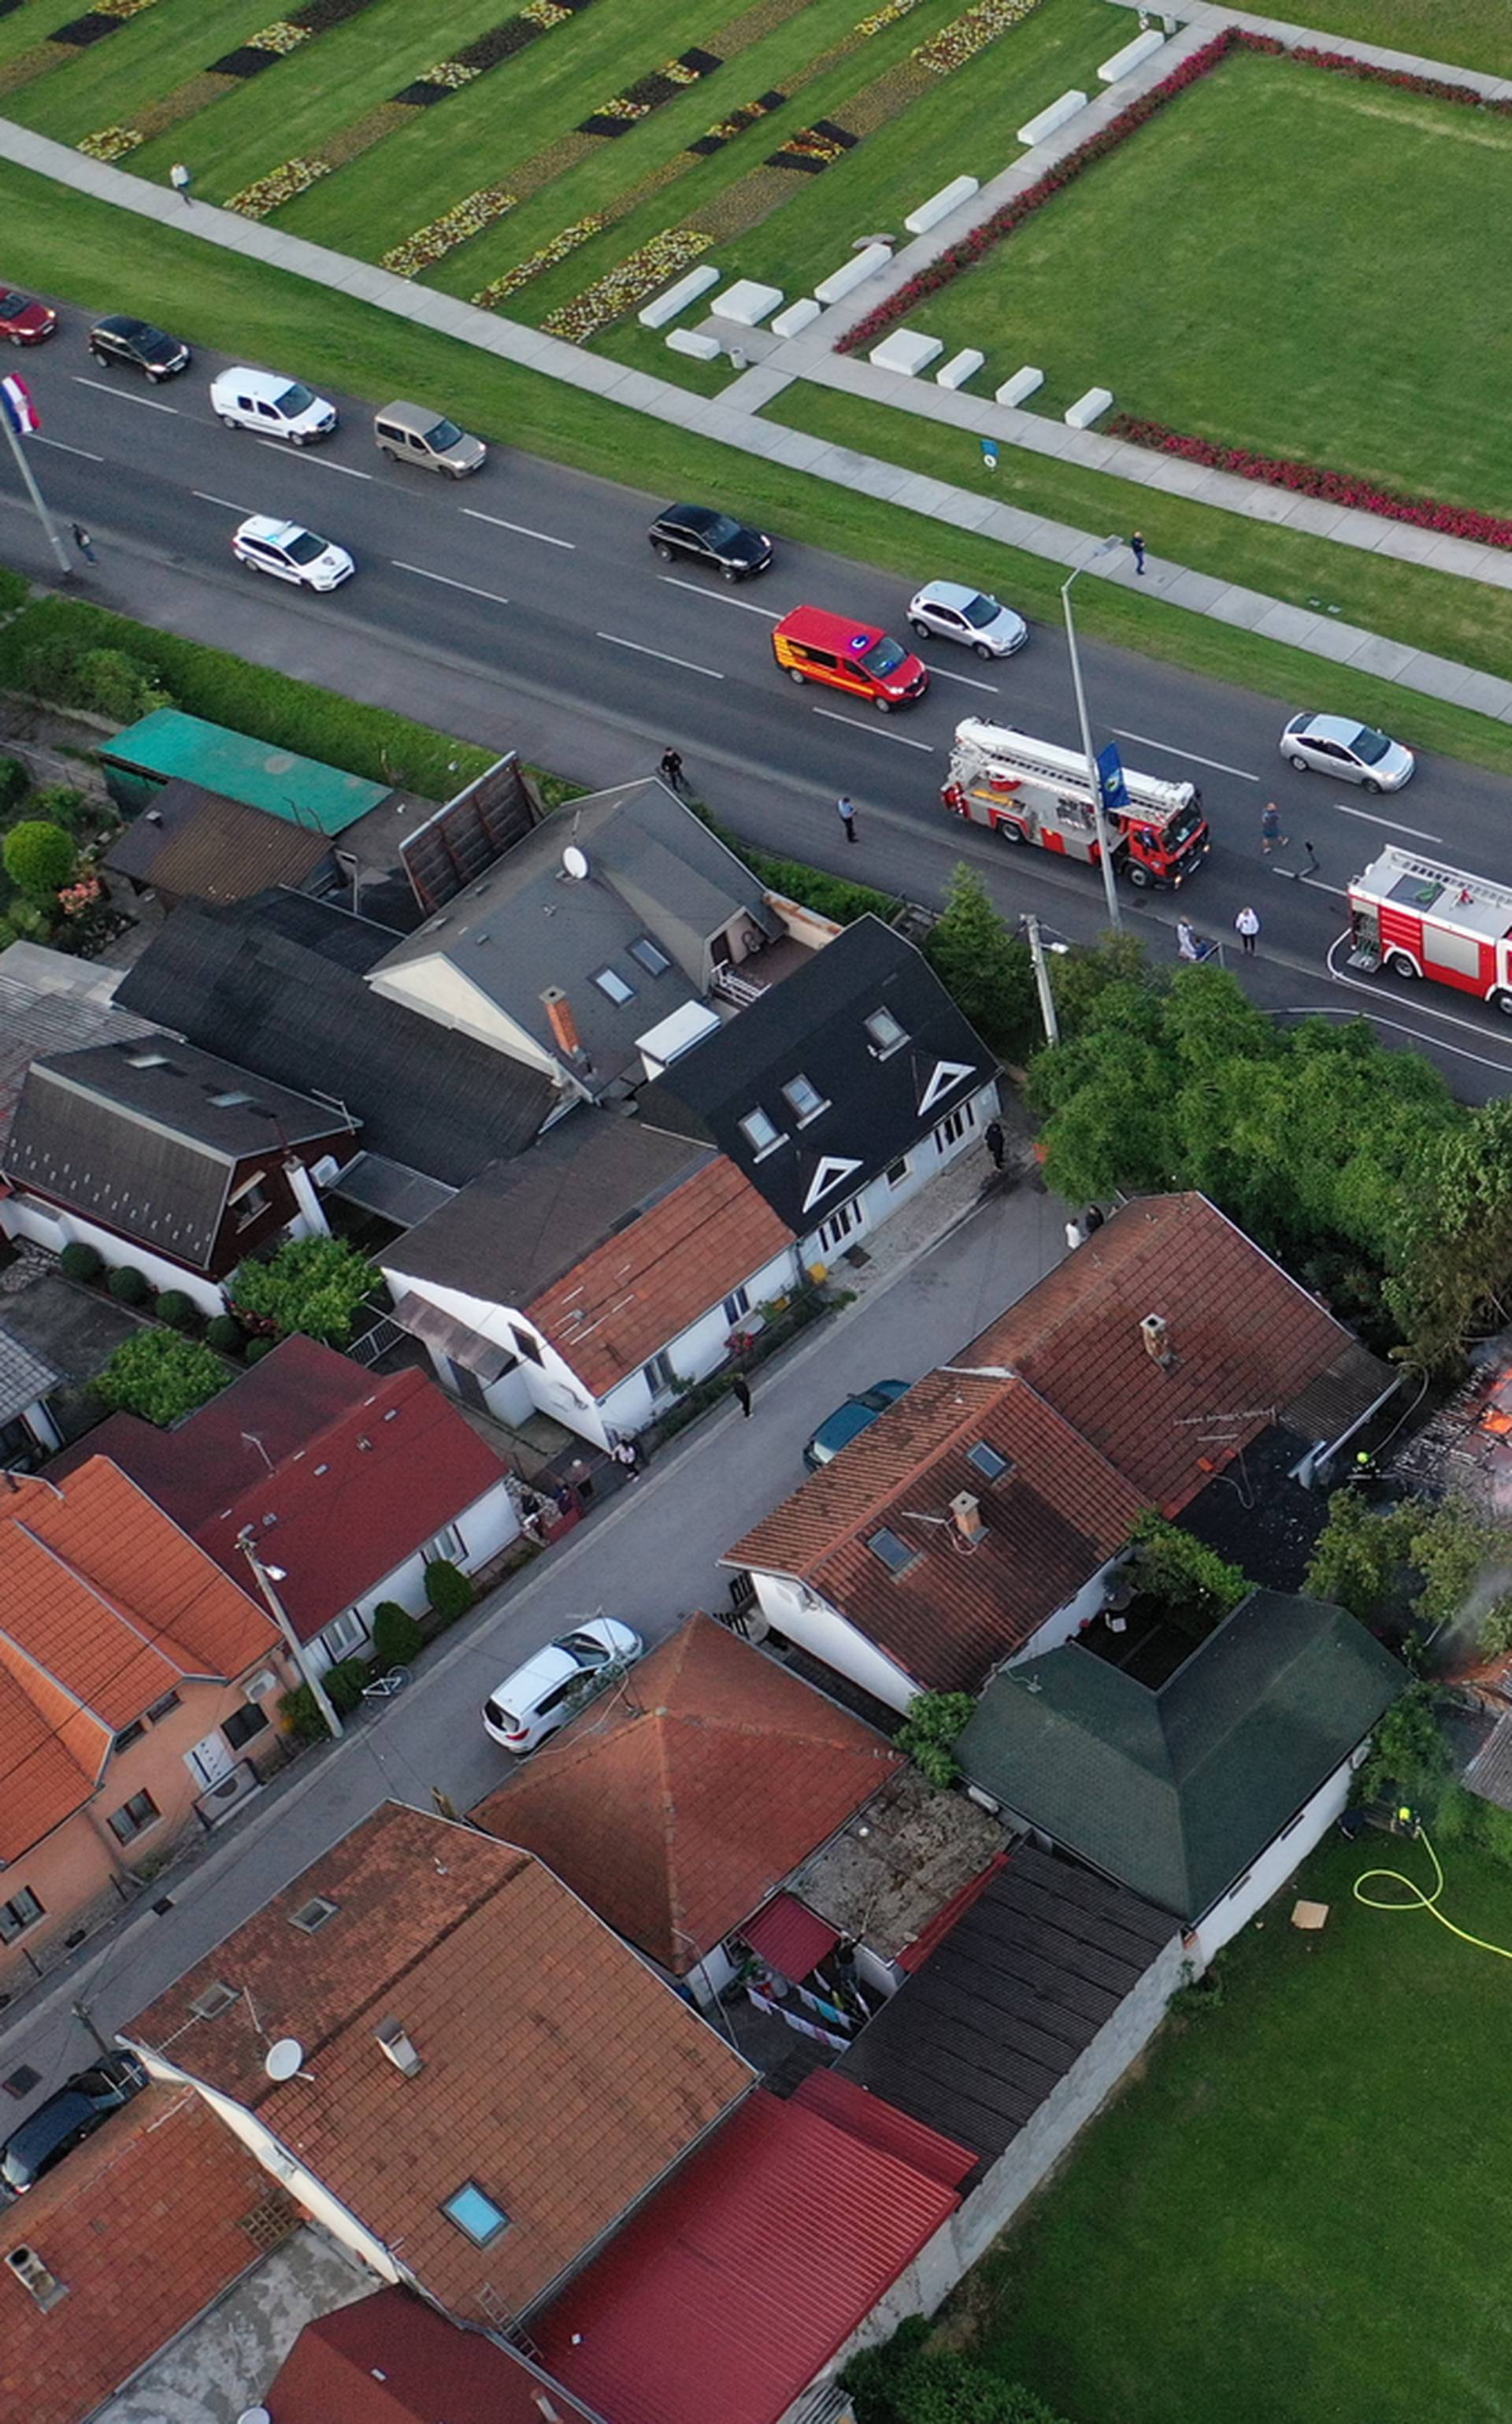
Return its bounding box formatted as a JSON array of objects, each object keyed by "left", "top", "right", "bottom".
[
  {"left": 908, "top": 580, "right": 1028, "bottom": 661},
  {"left": 1280, "top": 712, "right": 1414, "bottom": 792}
]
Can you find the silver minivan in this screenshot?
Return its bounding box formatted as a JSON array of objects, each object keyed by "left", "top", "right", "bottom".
[{"left": 374, "top": 400, "right": 486, "bottom": 478}]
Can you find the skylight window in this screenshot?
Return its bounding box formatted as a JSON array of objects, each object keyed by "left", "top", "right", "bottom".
[
  {"left": 867, "top": 1528, "right": 917, "bottom": 1576},
  {"left": 288, "top": 1896, "right": 339, "bottom": 1934},
  {"left": 865, "top": 1008, "right": 908, "bottom": 1054},
  {"left": 443, "top": 2181, "right": 510, "bottom": 2245},
  {"left": 592, "top": 966, "right": 635, "bottom": 1004},
  {"left": 782, "top": 1073, "right": 828, "bottom": 1124},
  {"left": 629, "top": 936, "right": 671, "bottom": 977},
  {"left": 739, "top": 1107, "right": 782, "bottom": 1155},
  {"left": 966, "top": 1442, "right": 1012, "bottom": 1482}
]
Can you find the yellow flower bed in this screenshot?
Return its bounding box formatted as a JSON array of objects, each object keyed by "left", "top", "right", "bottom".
[{"left": 382, "top": 182, "right": 519, "bottom": 277}]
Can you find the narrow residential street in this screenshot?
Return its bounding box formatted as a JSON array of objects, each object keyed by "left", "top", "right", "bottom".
[{"left": 0, "top": 1168, "right": 1067, "bottom": 2103}]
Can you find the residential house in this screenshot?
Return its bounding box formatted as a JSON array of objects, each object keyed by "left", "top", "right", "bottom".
[
  {"left": 0, "top": 938, "right": 156, "bottom": 1151},
  {"left": 124, "top": 1801, "right": 754, "bottom": 2327},
  {"left": 0, "top": 1033, "right": 362, "bottom": 1314},
  {"left": 0, "top": 1458, "right": 288, "bottom": 1988},
  {"left": 724, "top": 1193, "right": 1398, "bottom": 1711},
  {"left": 636, "top": 914, "right": 999, "bottom": 1269},
  {"left": 265, "top": 2286, "right": 605, "bottom": 2424},
  {"left": 98, "top": 707, "right": 402, "bottom": 831},
  {"left": 0, "top": 1320, "right": 63, "bottom": 1467},
  {"left": 957, "top": 1589, "right": 1405, "bottom": 1961},
  {"left": 0, "top": 2080, "right": 371, "bottom": 2424},
  {"left": 384, "top": 1114, "right": 798, "bottom": 1445},
  {"left": 105, "top": 778, "right": 335, "bottom": 913},
  {"left": 54, "top": 1335, "right": 519, "bottom": 1674},
  {"left": 473, "top": 1615, "right": 1004, "bottom": 2013}
]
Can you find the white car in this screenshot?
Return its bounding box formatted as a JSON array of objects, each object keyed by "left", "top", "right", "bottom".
[
  {"left": 232, "top": 515, "right": 354, "bottom": 591},
  {"left": 1280, "top": 713, "right": 1414, "bottom": 793},
  {"left": 908, "top": 580, "right": 1028, "bottom": 661},
  {"left": 482, "top": 1617, "right": 643, "bottom": 1754},
  {"left": 209, "top": 366, "right": 336, "bottom": 445}
]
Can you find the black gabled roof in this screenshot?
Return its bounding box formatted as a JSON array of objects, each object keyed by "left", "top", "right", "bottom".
[
  {"left": 636, "top": 917, "right": 991, "bottom": 1234},
  {"left": 115, "top": 894, "right": 555, "bottom": 1187}
]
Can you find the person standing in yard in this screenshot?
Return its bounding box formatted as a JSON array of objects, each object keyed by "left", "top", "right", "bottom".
[
  {"left": 1235, "top": 904, "right": 1261, "bottom": 955},
  {"left": 169, "top": 162, "right": 192, "bottom": 206},
  {"left": 836, "top": 793, "right": 858, "bottom": 843},
  {"left": 984, "top": 1117, "right": 1006, "bottom": 1170},
  {"left": 1262, "top": 802, "right": 1288, "bottom": 854},
  {"left": 1129, "top": 530, "right": 1147, "bottom": 576},
  {"left": 732, "top": 1373, "right": 753, "bottom": 1419}
]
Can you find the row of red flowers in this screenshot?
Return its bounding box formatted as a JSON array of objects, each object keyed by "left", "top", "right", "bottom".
[
  {"left": 839, "top": 28, "right": 1510, "bottom": 355},
  {"left": 1107, "top": 414, "right": 1512, "bottom": 550}
]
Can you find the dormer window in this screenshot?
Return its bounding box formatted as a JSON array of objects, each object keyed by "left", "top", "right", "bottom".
[
  {"left": 782, "top": 1073, "right": 828, "bottom": 1125},
  {"left": 866, "top": 1008, "right": 907, "bottom": 1055},
  {"left": 739, "top": 1107, "right": 782, "bottom": 1156}
]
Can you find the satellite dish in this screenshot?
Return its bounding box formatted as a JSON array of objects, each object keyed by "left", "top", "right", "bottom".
[
  {"left": 265, "top": 2037, "right": 304, "bottom": 2083},
  {"left": 238, "top": 2410, "right": 272, "bottom": 2424},
  {"left": 561, "top": 845, "right": 590, "bottom": 882}
]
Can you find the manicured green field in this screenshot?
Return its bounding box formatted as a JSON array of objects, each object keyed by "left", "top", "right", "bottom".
[
  {"left": 1278, "top": 0, "right": 1512, "bottom": 77},
  {"left": 971, "top": 1837, "right": 1512, "bottom": 2424},
  {"left": 915, "top": 50, "right": 1512, "bottom": 515}
]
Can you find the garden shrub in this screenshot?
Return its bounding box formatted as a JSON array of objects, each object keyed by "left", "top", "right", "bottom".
[
  {"left": 154, "top": 1288, "right": 197, "bottom": 1331},
  {"left": 2, "top": 818, "right": 75, "bottom": 899},
  {"left": 95, "top": 1329, "right": 230, "bottom": 1424},
  {"left": 0, "top": 565, "right": 28, "bottom": 616},
  {"left": 280, "top": 1681, "right": 328, "bottom": 1744},
  {"left": 106, "top": 1263, "right": 152, "bottom": 1305},
  {"left": 205, "top": 1313, "right": 246, "bottom": 1355},
  {"left": 324, "top": 1657, "right": 369, "bottom": 1715},
  {"left": 77, "top": 646, "right": 169, "bottom": 725},
  {"left": 59, "top": 1240, "right": 103, "bottom": 1283},
  {"left": 231, "top": 1234, "right": 378, "bottom": 1347},
  {"left": 423, "top": 1560, "right": 474, "bottom": 1624},
  {"left": 0, "top": 755, "right": 28, "bottom": 815},
  {"left": 26, "top": 784, "right": 94, "bottom": 832},
  {"left": 895, "top": 1690, "right": 977, "bottom": 1788},
  {"left": 845, "top": 2324, "right": 1071, "bottom": 2424},
  {"left": 372, "top": 1602, "right": 424, "bottom": 1667},
  {"left": 243, "top": 1336, "right": 276, "bottom": 1365}
]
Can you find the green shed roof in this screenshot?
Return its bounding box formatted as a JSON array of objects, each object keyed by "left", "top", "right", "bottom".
[
  {"left": 98, "top": 710, "right": 388, "bottom": 836},
  {"left": 958, "top": 1591, "right": 1404, "bottom": 1923}
]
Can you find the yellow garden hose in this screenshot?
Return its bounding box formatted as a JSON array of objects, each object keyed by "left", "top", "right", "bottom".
[{"left": 1352, "top": 1822, "right": 1512, "bottom": 1963}]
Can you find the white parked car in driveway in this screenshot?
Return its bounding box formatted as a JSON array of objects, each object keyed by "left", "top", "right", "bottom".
[
  {"left": 908, "top": 580, "right": 1028, "bottom": 660},
  {"left": 210, "top": 366, "right": 337, "bottom": 444},
  {"left": 1280, "top": 712, "right": 1414, "bottom": 792},
  {"left": 482, "top": 1617, "right": 643, "bottom": 1754},
  {"left": 232, "top": 515, "right": 353, "bottom": 591}
]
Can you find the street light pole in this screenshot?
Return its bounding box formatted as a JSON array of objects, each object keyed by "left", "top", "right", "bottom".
[
  {"left": 0, "top": 402, "right": 72, "bottom": 578},
  {"left": 1062, "top": 536, "right": 1127, "bottom": 935},
  {"left": 235, "top": 1527, "right": 345, "bottom": 1740},
  {"left": 1023, "top": 914, "right": 1061, "bottom": 1047}
]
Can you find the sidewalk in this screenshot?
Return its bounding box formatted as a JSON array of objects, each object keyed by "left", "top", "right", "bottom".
[{"left": 2, "top": 78, "right": 1510, "bottom": 728}]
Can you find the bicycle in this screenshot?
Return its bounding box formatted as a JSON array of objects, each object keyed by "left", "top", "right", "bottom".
[{"left": 361, "top": 1666, "right": 410, "bottom": 1701}]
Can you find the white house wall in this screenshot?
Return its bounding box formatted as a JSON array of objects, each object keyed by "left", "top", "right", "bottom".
[
  {"left": 747, "top": 1575, "right": 921, "bottom": 1713},
  {"left": 377, "top": 1269, "right": 608, "bottom": 1447},
  {"left": 798, "top": 1079, "right": 1000, "bottom": 1267},
  {"left": 1192, "top": 1751, "right": 1357, "bottom": 1964},
  {"left": 306, "top": 1480, "right": 520, "bottom": 1673},
  {"left": 1013, "top": 1561, "right": 1120, "bottom": 1666},
  {"left": 0, "top": 1196, "right": 225, "bottom": 1315}
]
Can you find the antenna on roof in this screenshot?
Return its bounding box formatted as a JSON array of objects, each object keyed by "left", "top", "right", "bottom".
[{"left": 241, "top": 1431, "right": 274, "bottom": 1476}]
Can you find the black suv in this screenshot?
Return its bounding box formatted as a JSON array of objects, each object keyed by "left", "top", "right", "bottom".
[
  {"left": 87, "top": 315, "right": 191, "bottom": 382},
  {"left": 0, "top": 2054, "right": 147, "bottom": 2198},
  {"left": 648, "top": 502, "right": 773, "bottom": 582}
]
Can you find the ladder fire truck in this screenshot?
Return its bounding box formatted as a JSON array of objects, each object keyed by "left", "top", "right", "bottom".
[
  {"left": 1348, "top": 847, "right": 1512, "bottom": 1014},
  {"left": 942, "top": 721, "right": 1210, "bottom": 889}
]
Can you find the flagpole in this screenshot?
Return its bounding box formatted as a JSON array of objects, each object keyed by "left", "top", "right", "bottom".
[{"left": 0, "top": 393, "right": 72, "bottom": 577}]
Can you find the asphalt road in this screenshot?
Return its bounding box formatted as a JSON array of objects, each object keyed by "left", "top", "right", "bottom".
[{"left": 5, "top": 312, "right": 1512, "bottom": 1107}]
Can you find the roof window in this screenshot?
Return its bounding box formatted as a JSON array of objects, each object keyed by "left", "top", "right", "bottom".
[
  {"left": 288, "top": 1896, "right": 339, "bottom": 1934},
  {"left": 629, "top": 935, "right": 671, "bottom": 976},
  {"left": 966, "top": 1442, "right": 1012, "bottom": 1483},
  {"left": 126, "top": 1052, "right": 172, "bottom": 1070},
  {"left": 782, "top": 1073, "right": 828, "bottom": 1125},
  {"left": 190, "top": 1980, "right": 239, "bottom": 2022},
  {"left": 209, "top": 1089, "right": 254, "bottom": 1109},
  {"left": 592, "top": 966, "right": 636, "bottom": 1004},
  {"left": 739, "top": 1107, "right": 782, "bottom": 1156},
  {"left": 867, "top": 1528, "right": 917, "bottom": 1576},
  {"left": 865, "top": 1008, "right": 908, "bottom": 1055},
  {"left": 443, "top": 2181, "right": 510, "bottom": 2245}
]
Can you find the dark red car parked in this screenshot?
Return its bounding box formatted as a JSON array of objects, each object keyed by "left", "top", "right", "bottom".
[{"left": 0, "top": 287, "right": 57, "bottom": 346}]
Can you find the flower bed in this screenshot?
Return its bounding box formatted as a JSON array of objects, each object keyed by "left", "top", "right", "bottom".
[
  {"left": 913, "top": 0, "right": 1040, "bottom": 77},
  {"left": 1290, "top": 46, "right": 1512, "bottom": 112},
  {"left": 472, "top": 216, "right": 609, "bottom": 308},
  {"left": 384, "top": 183, "right": 517, "bottom": 277},
  {"left": 1108, "top": 414, "right": 1512, "bottom": 550},
  {"left": 543, "top": 229, "right": 714, "bottom": 341},
  {"left": 226, "top": 156, "right": 332, "bottom": 219}
]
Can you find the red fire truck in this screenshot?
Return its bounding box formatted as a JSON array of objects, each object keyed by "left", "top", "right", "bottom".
[
  {"left": 1347, "top": 847, "right": 1512, "bottom": 1014},
  {"left": 942, "top": 720, "right": 1210, "bottom": 889}
]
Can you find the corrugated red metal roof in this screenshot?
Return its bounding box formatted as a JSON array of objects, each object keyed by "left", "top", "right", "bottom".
[
  {"left": 895, "top": 1850, "right": 1010, "bottom": 1974},
  {"left": 269, "top": 2288, "right": 603, "bottom": 2424},
  {"left": 790, "top": 2069, "right": 976, "bottom": 2189},
  {"left": 741, "top": 1891, "right": 839, "bottom": 1981},
  {"left": 537, "top": 2090, "right": 960, "bottom": 2424}
]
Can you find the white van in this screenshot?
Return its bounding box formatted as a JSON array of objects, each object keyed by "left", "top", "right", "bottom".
[{"left": 209, "top": 367, "right": 337, "bottom": 446}]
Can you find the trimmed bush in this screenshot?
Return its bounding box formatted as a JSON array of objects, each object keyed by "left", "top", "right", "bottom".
[
  {"left": 231, "top": 1234, "right": 379, "bottom": 1347},
  {"left": 243, "top": 1336, "right": 276, "bottom": 1365},
  {"left": 324, "top": 1657, "right": 370, "bottom": 1715},
  {"left": 59, "top": 1240, "right": 103, "bottom": 1283},
  {"left": 423, "top": 1559, "right": 474, "bottom": 1624},
  {"left": 372, "top": 1602, "right": 424, "bottom": 1667},
  {"left": 154, "top": 1288, "right": 197, "bottom": 1331},
  {"left": 78, "top": 647, "right": 170, "bottom": 725},
  {"left": 26, "top": 784, "right": 94, "bottom": 833},
  {"left": 95, "top": 1329, "right": 230, "bottom": 1424},
  {"left": 106, "top": 1264, "right": 152, "bottom": 1305},
  {"left": 206, "top": 1313, "right": 246, "bottom": 1355},
  {"left": 3, "top": 818, "right": 75, "bottom": 899},
  {"left": 0, "top": 565, "right": 28, "bottom": 616},
  {"left": 0, "top": 756, "right": 28, "bottom": 815}
]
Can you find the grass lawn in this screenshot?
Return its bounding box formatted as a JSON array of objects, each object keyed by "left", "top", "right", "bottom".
[
  {"left": 971, "top": 1836, "right": 1512, "bottom": 2424},
  {"left": 5, "top": 0, "right": 277, "bottom": 139},
  {"left": 1275, "top": 0, "right": 1512, "bottom": 77},
  {"left": 6, "top": 157, "right": 1512, "bottom": 790},
  {"left": 915, "top": 49, "right": 1512, "bottom": 515}
]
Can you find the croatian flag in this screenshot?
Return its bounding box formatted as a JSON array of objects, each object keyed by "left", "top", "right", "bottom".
[{"left": 0, "top": 375, "right": 39, "bottom": 437}]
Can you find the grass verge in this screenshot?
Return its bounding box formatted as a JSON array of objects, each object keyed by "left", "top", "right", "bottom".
[{"left": 1264, "top": 0, "right": 1512, "bottom": 78}]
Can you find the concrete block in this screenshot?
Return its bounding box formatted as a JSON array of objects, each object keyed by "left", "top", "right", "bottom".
[
  {"left": 637, "top": 265, "right": 721, "bottom": 328},
  {"left": 1098, "top": 27, "right": 1165, "bottom": 81},
  {"left": 815, "top": 243, "right": 892, "bottom": 305},
  {"left": 1017, "top": 90, "right": 1088, "bottom": 147},
  {"left": 665, "top": 328, "right": 723, "bottom": 361},
  {"left": 771, "top": 296, "right": 821, "bottom": 338},
  {"left": 869, "top": 330, "right": 944, "bottom": 376},
  {"left": 1064, "top": 385, "right": 1113, "bottom": 428},
  {"left": 995, "top": 365, "right": 1043, "bottom": 406},
  {"left": 936, "top": 347, "right": 985, "bottom": 391},
  {"left": 711, "top": 276, "right": 783, "bottom": 328},
  {"left": 904, "top": 174, "right": 980, "bottom": 235}
]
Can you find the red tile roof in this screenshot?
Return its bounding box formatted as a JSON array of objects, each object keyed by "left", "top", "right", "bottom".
[
  {"left": 528, "top": 1155, "right": 794, "bottom": 1396},
  {"left": 127, "top": 1802, "right": 753, "bottom": 2320},
  {"left": 537, "top": 2089, "right": 964, "bottom": 2424},
  {"left": 0, "top": 2085, "right": 289, "bottom": 2424},
  {"left": 269, "top": 2288, "right": 605, "bottom": 2424},
  {"left": 0, "top": 1461, "right": 276, "bottom": 1858},
  {"left": 726, "top": 1195, "right": 1390, "bottom": 1692},
  {"left": 472, "top": 1617, "right": 901, "bottom": 1972},
  {"left": 65, "top": 1338, "right": 510, "bottom": 1642}
]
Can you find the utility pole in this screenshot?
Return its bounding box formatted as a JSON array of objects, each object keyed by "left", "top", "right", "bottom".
[
  {"left": 72, "top": 1998, "right": 111, "bottom": 2059},
  {"left": 1061, "top": 537, "right": 1128, "bottom": 936},
  {"left": 235, "top": 1528, "right": 345, "bottom": 1740},
  {"left": 0, "top": 383, "right": 72, "bottom": 577},
  {"left": 1024, "top": 914, "right": 1061, "bottom": 1047}
]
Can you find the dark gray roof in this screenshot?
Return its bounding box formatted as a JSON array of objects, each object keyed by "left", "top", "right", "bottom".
[
  {"left": 3, "top": 1036, "right": 351, "bottom": 1265},
  {"left": 384, "top": 1109, "right": 710, "bottom": 1303},
  {"left": 839, "top": 1846, "right": 1177, "bottom": 2161},
  {"left": 958, "top": 1592, "right": 1406, "bottom": 1923},
  {"left": 114, "top": 895, "right": 555, "bottom": 1186},
  {"left": 104, "top": 778, "right": 333, "bottom": 903},
  {"left": 0, "top": 1323, "right": 61, "bottom": 1426},
  {"left": 370, "top": 781, "right": 769, "bottom": 1088},
  {"left": 0, "top": 946, "right": 157, "bottom": 1144}
]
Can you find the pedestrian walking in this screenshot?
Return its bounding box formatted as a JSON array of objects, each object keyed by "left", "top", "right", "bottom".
[
  {"left": 169, "top": 161, "right": 192, "bottom": 206},
  {"left": 984, "top": 1117, "right": 1006, "bottom": 1171},
  {"left": 1261, "top": 801, "right": 1288, "bottom": 855},
  {"left": 836, "top": 793, "right": 858, "bottom": 844},
  {"left": 1065, "top": 1214, "right": 1084, "bottom": 1252},
  {"left": 1235, "top": 904, "right": 1261, "bottom": 956},
  {"left": 1084, "top": 1203, "right": 1105, "bottom": 1236},
  {"left": 70, "top": 522, "right": 95, "bottom": 565},
  {"left": 1130, "top": 530, "right": 1147, "bottom": 576},
  {"left": 1176, "top": 917, "right": 1199, "bottom": 962},
  {"left": 659, "top": 746, "right": 686, "bottom": 793},
  {"left": 610, "top": 1435, "right": 640, "bottom": 1479},
  {"left": 732, "top": 1373, "right": 753, "bottom": 1419}
]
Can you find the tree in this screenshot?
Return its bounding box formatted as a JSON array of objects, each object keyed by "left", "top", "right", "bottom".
[
  {"left": 1387, "top": 1099, "right": 1512, "bottom": 1370},
  {"left": 925, "top": 863, "right": 1036, "bottom": 1059},
  {"left": 96, "top": 1329, "right": 230, "bottom": 1425},
  {"left": 846, "top": 2324, "right": 1071, "bottom": 2424},
  {"left": 1125, "top": 1510, "right": 1247, "bottom": 1639},
  {"left": 423, "top": 1560, "right": 474, "bottom": 1623},
  {"left": 895, "top": 1690, "right": 976, "bottom": 1787},
  {"left": 1304, "top": 1491, "right": 1507, "bottom": 1643},
  {"left": 372, "top": 1602, "right": 424, "bottom": 1666},
  {"left": 3, "top": 818, "right": 75, "bottom": 900},
  {"left": 231, "top": 1234, "right": 378, "bottom": 1347}
]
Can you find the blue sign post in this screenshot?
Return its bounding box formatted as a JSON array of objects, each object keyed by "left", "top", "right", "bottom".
[
  {"left": 980, "top": 439, "right": 999, "bottom": 472},
  {"left": 1096, "top": 741, "right": 1129, "bottom": 812}
]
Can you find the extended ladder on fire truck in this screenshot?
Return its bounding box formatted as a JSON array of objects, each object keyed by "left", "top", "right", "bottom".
[{"left": 943, "top": 720, "right": 1210, "bottom": 890}]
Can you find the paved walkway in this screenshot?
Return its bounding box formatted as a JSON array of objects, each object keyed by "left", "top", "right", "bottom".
[{"left": 2, "top": 99, "right": 1510, "bottom": 729}]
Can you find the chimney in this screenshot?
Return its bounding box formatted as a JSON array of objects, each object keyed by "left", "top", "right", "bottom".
[
  {"left": 6, "top": 2246, "right": 67, "bottom": 2311},
  {"left": 542, "top": 987, "right": 584, "bottom": 1061},
  {"left": 950, "top": 1490, "right": 986, "bottom": 1547},
  {"left": 1140, "top": 1314, "right": 1175, "bottom": 1368},
  {"left": 375, "top": 2018, "right": 423, "bottom": 2077}
]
